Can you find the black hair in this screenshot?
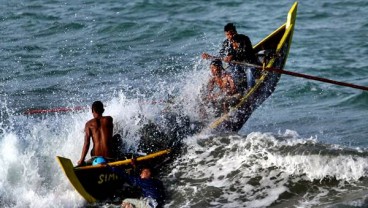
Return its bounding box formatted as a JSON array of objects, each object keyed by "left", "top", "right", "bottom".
[
  {"left": 210, "top": 59, "right": 223, "bottom": 68},
  {"left": 140, "top": 165, "right": 152, "bottom": 171},
  {"left": 224, "top": 23, "right": 237, "bottom": 33},
  {"left": 92, "top": 101, "right": 105, "bottom": 114}
]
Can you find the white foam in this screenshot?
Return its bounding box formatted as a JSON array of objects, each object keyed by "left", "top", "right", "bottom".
[
  {"left": 166, "top": 131, "right": 368, "bottom": 207},
  {"left": 0, "top": 113, "right": 88, "bottom": 207},
  {"left": 1, "top": 86, "right": 191, "bottom": 207}
]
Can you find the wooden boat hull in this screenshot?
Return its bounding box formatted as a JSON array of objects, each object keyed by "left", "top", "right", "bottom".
[
  {"left": 208, "top": 2, "right": 298, "bottom": 132},
  {"left": 56, "top": 149, "right": 171, "bottom": 203}
]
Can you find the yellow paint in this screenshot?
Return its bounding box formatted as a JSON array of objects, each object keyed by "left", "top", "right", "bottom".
[
  {"left": 56, "top": 156, "right": 96, "bottom": 203},
  {"left": 75, "top": 149, "right": 171, "bottom": 170},
  {"left": 97, "top": 173, "right": 119, "bottom": 184}
]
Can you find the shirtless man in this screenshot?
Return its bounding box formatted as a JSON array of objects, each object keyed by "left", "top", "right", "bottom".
[
  {"left": 207, "top": 60, "right": 238, "bottom": 97},
  {"left": 77, "top": 101, "right": 114, "bottom": 166},
  {"left": 206, "top": 59, "right": 240, "bottom": 113}
]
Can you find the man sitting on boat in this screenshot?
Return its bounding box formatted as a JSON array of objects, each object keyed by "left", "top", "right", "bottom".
[
  {"left": 204, "top": 59, "right": 241, "bottom": 114},
  {"left": 77, "top": 101, "right": 123, "bottom": 166},
  {"left": 224, "top": 34, "right": 260, "bottom": 90}
]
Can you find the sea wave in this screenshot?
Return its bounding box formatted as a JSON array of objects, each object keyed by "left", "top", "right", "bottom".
[{"left": 165, "top": 131, "right": 368, "bottom": 207}]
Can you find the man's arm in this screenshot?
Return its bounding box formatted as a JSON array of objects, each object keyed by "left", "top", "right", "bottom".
[
  {"left": 107, "top": 116, "right": 113, "bottom": 136},
  {"left": 106, "top": 165, "right": 139, "bottom": 185},
  {"left": 201, "top": 53, "right": 218, "bottom": 60},
  {"left": 77, "top": 123, "right": 91, "bottom": 165},
  {"left": 222, "top": 55, "right": 234, "bottom": 63},
  {"left": 223, "top": 43, "right": 236, "bottom": 63},
  {"left": 206, "top": 78, "right": 218, "bottom": 101},
  {"left": 202, "top": 39, "right": 230, "bottom": 60},
  {"left": 207, "top": 78, "right": 215, "bottom": 93},
  {"left": 219, "top": 39, "right": 230, "bottom": 57}
]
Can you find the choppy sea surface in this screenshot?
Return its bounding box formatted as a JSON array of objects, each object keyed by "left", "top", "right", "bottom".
[{"left": 1, "top": 0, "right": 368, "bottom": 207}]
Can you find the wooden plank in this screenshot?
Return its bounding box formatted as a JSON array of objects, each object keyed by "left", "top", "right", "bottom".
[{"left": 75, "top": 149, "right": 171, "bottom": 170}]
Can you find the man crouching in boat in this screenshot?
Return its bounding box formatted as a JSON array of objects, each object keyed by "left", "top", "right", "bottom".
[
  {"left": 225, "top": 34, "right": 260, "bottom": 90},
  {"left": 204, "top": 59, "right": 241, "bottom": 114},
  {"left": 77, "top": 101, "right": 122, "bottom": 166}
]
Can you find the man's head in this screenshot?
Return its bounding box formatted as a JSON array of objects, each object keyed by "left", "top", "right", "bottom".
[
  {"left": 92, "top": 101, "right": 105, "bottom": 115},
  {"left": 224, "top": 23, "right": 237, "bottom": 41},
  {"left": 210, "top": 59, "right": 223, "bottom": 77},
  {"left": 140, "top": 167, "right": 152, "bottom": 179}
]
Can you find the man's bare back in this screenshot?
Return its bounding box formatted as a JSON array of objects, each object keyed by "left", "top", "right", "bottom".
[
  {"left": 86, "top": 116, "right": 113, "bottom": 157},
  {"left": 77, "top": 101, "right": 115, "bottom": 166}
]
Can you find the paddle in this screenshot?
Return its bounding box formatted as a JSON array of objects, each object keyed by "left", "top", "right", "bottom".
[
  {"left": 232, "top": 61, "right": 368, "bottom": 91},
  {"left": 23, "top": 98, "right": 171, "bottom": 115}
]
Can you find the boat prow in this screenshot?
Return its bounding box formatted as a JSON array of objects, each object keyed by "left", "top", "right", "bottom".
[{"left": 57, "top": 156, "right": 97, "bottom": 203}]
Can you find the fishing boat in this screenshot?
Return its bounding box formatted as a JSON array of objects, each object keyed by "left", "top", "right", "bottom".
[
  {"left": 56, "top": 149, "right": 171, "bottom": 203},
  {"left": 207, "top": 2, "right": 298, "bottom": 132},
  {"left": 56, "top": 2, "right": 298, "bottom": 203}
]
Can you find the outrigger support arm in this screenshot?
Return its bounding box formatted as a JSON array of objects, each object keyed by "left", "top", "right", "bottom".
[{"left": 233, "top": 61, "right": 368, "bottom": 92}]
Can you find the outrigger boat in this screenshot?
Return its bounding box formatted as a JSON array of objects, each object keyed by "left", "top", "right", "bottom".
[
  {"left": 207, "top": 2, "right": 298, "bottom": 132},
  {"left": 56, "top": 2, "right": 298, "bottom": 203}
]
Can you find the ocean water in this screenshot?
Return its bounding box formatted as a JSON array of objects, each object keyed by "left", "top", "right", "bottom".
[{"left": 1, "top": 0, "right": 368, "bottom": 207}]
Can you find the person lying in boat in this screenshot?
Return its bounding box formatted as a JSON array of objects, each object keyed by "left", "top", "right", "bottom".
[
  {"left": 202, "top": 22, "right": 238, "bottom": 60},
  {"left": 77, "top": 101, "right": 122, "bottom": 166},
  {"left": 106, "top": 164, "right": 165, "bottom": 208},
  {"left": 204, "top": 59, "right": 241, "bottom": 114},
  {"left": 225, "top": 34, "right": 260, "bottom": 90}
]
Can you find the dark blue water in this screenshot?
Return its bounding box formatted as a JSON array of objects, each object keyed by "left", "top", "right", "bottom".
[{"left": 1, "top": 1, "right": 368, "bottom": 207}]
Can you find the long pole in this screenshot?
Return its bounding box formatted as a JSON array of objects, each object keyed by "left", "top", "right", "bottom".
[
  {"left": 24, "top": 106, "right": 87, "bottom": 115},
  {"left": 233, "top": 61, "right": 368, "bottom": 91}
]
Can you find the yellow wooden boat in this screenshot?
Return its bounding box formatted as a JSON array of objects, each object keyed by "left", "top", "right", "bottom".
[{"left": 56, "top": 149, "right": 171, "bottom": 203}]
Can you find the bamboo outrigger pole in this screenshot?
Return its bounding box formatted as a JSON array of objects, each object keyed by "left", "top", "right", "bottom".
[{"left": 233, "top": 61, "right": 368, "bottom": 92}]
